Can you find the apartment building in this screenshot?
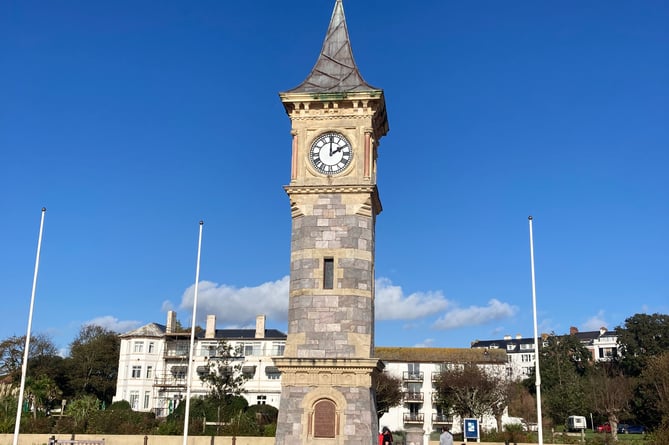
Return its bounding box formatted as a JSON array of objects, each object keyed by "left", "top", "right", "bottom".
[
  {"left": 112, "top": 311, "right": 286, "bottom": 416},
  {"left": 375, "top": 347, "right": 516, "bottom": 435},
  {"left": 470, "top": 327, "right": 620, "bottom": 382}
]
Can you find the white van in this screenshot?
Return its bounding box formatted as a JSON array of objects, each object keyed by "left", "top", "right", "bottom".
[{"left": 567, "top": 415, "right": 587, "bottom": 432}]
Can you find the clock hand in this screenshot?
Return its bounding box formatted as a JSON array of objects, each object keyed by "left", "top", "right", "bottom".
[{"left": 329, "top": 141, "right": 334, "bottom": 156}]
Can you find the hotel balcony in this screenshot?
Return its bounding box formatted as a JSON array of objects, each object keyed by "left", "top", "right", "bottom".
[
  {"left": 403, "top": 391, "right": 424, "bottom": 403},
  {"left": 432, "top": 413, "right": 453, "bottom": 425},
  {"left": 403, "top": 413, "right": 424, "bottom": 424},
  {"left": 402, "top": 371, "right": 424, "bottom": 382}
]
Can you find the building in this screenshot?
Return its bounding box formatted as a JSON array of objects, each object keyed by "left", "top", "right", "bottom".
[
  {"left": 470, "top": 327, "right": 620, "bottom": 382},
  {"left": 112, "top": 311, "right": 286, "bottom": 416},
  {"left": 376, "top": 347, "right": 518, "bottom": 437}
]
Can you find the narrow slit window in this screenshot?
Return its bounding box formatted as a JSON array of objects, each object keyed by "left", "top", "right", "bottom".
[{"left": 323, "top": 257, "right": 334, "bottom": 289}]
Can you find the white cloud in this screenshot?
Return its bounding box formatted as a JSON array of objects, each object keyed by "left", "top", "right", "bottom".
[
  {"left": 432, "top": 299, "right": 517, "bottom": 330},
  {"left": 582, "top": 310, "right": 609, "bottom": 331},
  {"left": 375, "top": 277, "right": 450, "bottom": 320},
  {"left": 413, "top": 338, "right": 436, "bottom": 347},
  {"left": 84, "top": 316, "right": 142, "bottom": 333},
  {"left": 178, "top": 276, "right": 290, "bottom": 327}
]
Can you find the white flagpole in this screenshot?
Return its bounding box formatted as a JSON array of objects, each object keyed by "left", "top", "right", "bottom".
[
  {"left": 13, "top": 207, "right": 47, "bottom": 445},
  {"left": 182, "top": 220, "right": 204, "bottom": 445},
  {"left": 528, "top": 216, "right": 543, "bottom": 445}
]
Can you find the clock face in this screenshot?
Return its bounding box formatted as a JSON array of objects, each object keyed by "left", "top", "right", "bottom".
[{"left": 309, "top": 132, "right": 353, "bottom": 175}]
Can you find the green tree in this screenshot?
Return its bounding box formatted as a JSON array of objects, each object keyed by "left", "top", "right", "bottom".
[
  {"left": 67, "top": 325, "right": 120, "bottom": 404},
  {"left": 66, "top": 394, "right": 100, "bottom": 433},
  {"left": 526, "top": 333, "right": 592, "bottom": 426},
  {"left": 615, "top": 313, "right": 669, "bottom": 377},
  {"left": 636, "top": 351, "right": 669, "bottom": 430},
  {"left": 374, "top": 370, "right": 403, "bottom": 421},
  {"left": 199, "top": 341, "right": 248, "bottom": 410},
  {"left": 0, "top": 334, "right": 58, "bottom": 381},
  {"left": 25, "top": 375, "right": 62, "bottom": 418}
]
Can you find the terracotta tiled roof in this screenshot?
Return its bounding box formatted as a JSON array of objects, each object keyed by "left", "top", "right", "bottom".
[{"left": 375, "top": 347, "right": 506, "bottom": 364}]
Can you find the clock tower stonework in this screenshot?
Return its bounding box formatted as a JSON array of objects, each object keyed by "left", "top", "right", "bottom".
[{"left": 274, "top": 1, "right": 389, "bottom": 445}]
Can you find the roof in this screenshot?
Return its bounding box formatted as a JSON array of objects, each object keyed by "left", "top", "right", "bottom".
[
  {"left": 471, "top": 337, "right": 537, "bottom": 353},
  {"left": 119, "top": 323, "right": 166, "bottom": 338},
  {"left": 376, "top": 347, "right": 507, "bottom": 364},
  {"left": 119, "top": 325, "right": 286, "bottom": 341},
  {"left": 212, "top": 328, "right": 286, "bottom": 340},
  {"left": 285, "top": 0, "right": 378, "bottom": 93}
]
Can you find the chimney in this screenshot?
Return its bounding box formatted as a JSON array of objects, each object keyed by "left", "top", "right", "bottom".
[
  {"left": 166, "top": 311, "right": 177, "bottom": 334},
  {"left": 503, "top": 335, "right": 512, "bottom": 340},
  {"left": 255, "top": 315, "right": 266, "bottom": 339},
  {"left": 599, "top": 326, "right": 607, "bottom": 336},
  {"left": 205, "top": 315, "right": 216, "bottom": 339},
  {"left": 516, "top": 334, "right": 522, "bottom": 340},
  {"left": 570, "top": 326, "right": 579, "bottom": 335}
]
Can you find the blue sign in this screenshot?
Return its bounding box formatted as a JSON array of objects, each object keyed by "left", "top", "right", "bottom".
[{"left": 464, "top": 418, "right": 480, "bottom": 440}]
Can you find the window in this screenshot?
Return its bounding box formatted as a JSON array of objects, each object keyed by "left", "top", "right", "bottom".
[
  {"left": 146, "top": 366, "right": 153, "bottom": 379},
  {"left": 129, "top": 391, "right": 139, "bottom": 410},
  {"left": 257, "top": 395, "right": 267, "bottom": 405},
  {"left": 270, "top": 342, "right": 285, "bottom": 356},
  {"left": 143, "top": 391, "right": 150, "bottom": 409},
  {"left": 323, "top": 257, "right": 334, "bottom": 289},
  {"left": 520, "top": 343, "right": 534, "bottom": 350},
  {"left": 148, "top": 342, "right": 155, "bottom": 353},
  {"left": 408, "top": 363, "right": 420, "bottom": 379},
  {"left": 243, "top": 342, "right": 261, "bottom": 356},
  {"left": 133, "top": 341, "right": 144, "bottom": 353},
  {"left": 131, "top": 366, "right": 142, "bottom": 378}
]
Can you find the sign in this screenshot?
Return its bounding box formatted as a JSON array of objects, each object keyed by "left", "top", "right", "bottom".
[{"left": 464, "top": 418, "right": 480, "bottom": 442}]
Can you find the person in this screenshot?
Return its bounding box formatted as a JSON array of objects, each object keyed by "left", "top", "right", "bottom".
[
  {"left": 440, "top": 426, "right": 453, "bottom": 445},
  {"left": 381, "top": 426, "right": 393, "bottom": 445}
]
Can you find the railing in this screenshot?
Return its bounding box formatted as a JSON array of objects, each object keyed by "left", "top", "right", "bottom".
[
  {"left": 402, "top": 371, "right": 424, "bottom": 382},
  {"left": 403, "top": 391, "right": 424, "bottom": 402},
  {"left": 432, "top": 413, "right": 453, "bottom": 424},
  {"left": 49, "top": 439, "right": 104, "bottom": 445},
  {"left": 403, "top": 413, "right": 424, "bottom": 424}
]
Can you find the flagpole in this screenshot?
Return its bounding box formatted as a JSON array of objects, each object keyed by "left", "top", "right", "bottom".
[
  {"left": 13, "top": 207, "right": 47, "bottom": 445},
  {"left": 528, "top": 216, "right": 543, "bottom": 445},
  {"left": 182, "top": 221, "right": 204, "bottom": 445}
]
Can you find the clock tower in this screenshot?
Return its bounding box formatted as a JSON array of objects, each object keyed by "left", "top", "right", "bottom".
[{"left": 274, "top": 1, "right": 389, "bottom": 445}]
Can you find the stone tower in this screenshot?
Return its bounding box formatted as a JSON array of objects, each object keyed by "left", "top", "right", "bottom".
[{"left": 273, "top": 1, "right": 389, "bottom": 444}]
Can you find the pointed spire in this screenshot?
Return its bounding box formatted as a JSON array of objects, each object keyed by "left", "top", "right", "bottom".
[{"left": 287, "top": 0, "right": 377, "bottom": 93}]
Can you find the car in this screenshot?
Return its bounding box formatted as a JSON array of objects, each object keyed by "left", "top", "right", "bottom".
[
  {"left": 597, "top": 423, "right": 611, "bottom": 433},
  {"left": 618, "top": 424, "right": 646, "bottom": 434}
]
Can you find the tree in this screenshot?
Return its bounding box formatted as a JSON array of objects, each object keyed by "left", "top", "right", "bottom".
[
  {"left": 199, "top": 340, "right": 249, "bottom": 425},
  {"left": 588, "top": 363, "right": 634, "bottom": 441},
  {"left": 66, "top": 394, "right": 100, "bottom": 433},
  {"left": 433, "top": 363, "right": 512, "bottom": 426},
  {"left": 636, "top": 351, "right": 669, "bottom": 430},
  {"left": 67, "top": 325, "right": 120, "bottom": 404},
  {"left": 374, "top": 370, "right": 403, "bottom": 421},
  {"left": 527, "top": 333, "right": 592, "bottom": 425},
  {"left": 616, "top": 313, "right": 669, "bottom": 377},
  {"left": 0, "top": 334, "right": 58, "bottom": 381},
  {"left": 25, "top": 375, "right": 62, "bottom": 418}
]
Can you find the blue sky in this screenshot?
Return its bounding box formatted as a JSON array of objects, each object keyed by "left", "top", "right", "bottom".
[{"left": 1, "top": 1, "right": 667, "bottom": 354}]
